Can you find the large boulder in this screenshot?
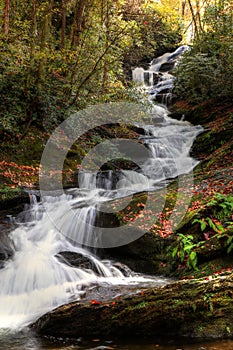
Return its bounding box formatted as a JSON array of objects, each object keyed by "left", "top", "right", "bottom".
[{"left": 33, "top": 272, "right": 233, "bottom": 340}]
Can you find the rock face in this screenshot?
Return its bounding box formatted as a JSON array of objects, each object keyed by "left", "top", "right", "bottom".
[
  {"left": 0, "top": 232, "right": 14, "bottom": 267},
  {"left": 99, "top": 232, "right": 171, "bottom": 275},
  {"left": 33, "top": 272, "right": 233, "bottom": 340}
]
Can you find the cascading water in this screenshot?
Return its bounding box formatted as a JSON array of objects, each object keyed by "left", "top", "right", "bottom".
[
  {"left": 141, "top": 110, "right": 203, "bottom": 183},
  {"left": 1, "top": 185, "right": 168, "bottom": 329},
  {"left": 0, "top": 45, "right": 203, "bottom": 333},
  {"left": 132, "top": 45, "right": 190, "bottom": 104},
  {"left": 0, "top": 108, "right": 202, "bottom": 330}
]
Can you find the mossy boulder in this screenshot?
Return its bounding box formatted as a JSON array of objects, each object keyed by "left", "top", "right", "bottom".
[{"left": 33, "top": 272, "right": 233, "bottom": 340}]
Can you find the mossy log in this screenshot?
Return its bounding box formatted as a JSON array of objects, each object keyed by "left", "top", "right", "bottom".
[{"left": 33, "top": 272, "right": 233, "bottom": 340}]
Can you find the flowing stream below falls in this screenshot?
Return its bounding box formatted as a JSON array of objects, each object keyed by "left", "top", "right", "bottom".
[{"left": 0, "top": 46, "right": 217, "bottom": 349}]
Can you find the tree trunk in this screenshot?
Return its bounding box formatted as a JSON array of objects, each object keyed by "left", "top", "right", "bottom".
[
  {"left": 33, "top": 272, "right": 233, "bottom": 340},
  {"left": 101, "top": 0, "right": 110, "bottom": 91},
  {"left": 38, "top": 1, "right": 53, "bottom": 81},
  {"left": 31, "top": 0, "right": 37, "bottom": 51},
  {"left": 187, "top": 0, "right": 200, "bottom": 40},
  {"left": 3, "top": 0, "right": 10, "bottom": 35},
  {"left": 71, "top": 0, "right": 87, "bottom": 48},
  {"left": 61, "top": 0, "right": 67, "bottom": 48}
]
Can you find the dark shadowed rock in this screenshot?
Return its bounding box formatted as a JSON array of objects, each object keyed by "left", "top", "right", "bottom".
[
  {"left": 0, "top": 231, "right": 14, "bottom": 266},
  {"left": 57, "top": 252, "right": 101, "bottom": 275},
  {"left": 159, "top": 62, "right": 175, "bottom": 72}
]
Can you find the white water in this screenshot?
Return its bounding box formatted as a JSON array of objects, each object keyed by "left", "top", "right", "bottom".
[
  {"left": 0, "top": 106, "right": 202, "bottom": 330},
  {"left": 0, "top": 46, "right": 202, "bottom": 330},
  {"left": 132, "top": 45, "right": 190, "bottom": 102},
  {"left": 141, "top": 112, "right": 203, "bottom": 183},
  {"left": 0, "top": 191, "right": 160, "bottom": 329}
]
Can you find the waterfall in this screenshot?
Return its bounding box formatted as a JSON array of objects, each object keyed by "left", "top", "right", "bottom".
[
  {"left": 0, "top": 45, "right": 203, "bottom": 331},
  {"left": 132, "top": 45, "right": 190, "bottom": 102},
  {"left": 0, "top": 105, "right": 202, "bottom": 330},
  {"left": 0, "top": 189, "right": 160, "bottom": 330},
  {"left": 141, "top": 114, "right": 203, "bottom": 183}
]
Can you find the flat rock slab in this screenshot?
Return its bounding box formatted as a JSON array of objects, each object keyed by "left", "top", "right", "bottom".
[{"left": 33, "top": 272, "right": 233, "bottom": 340}]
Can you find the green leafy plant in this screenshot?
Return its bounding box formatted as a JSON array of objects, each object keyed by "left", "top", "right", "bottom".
[
  {"left": 193, "top": 193, "right": 233, "bottom": 234},
  {"left": 191, "top": 193, "right": 233, "bottom": 256},
  {"left": 173, "top": 3, "right": 233, "bottom": 104},
  {"left": 203, "top": 293, "right": 214, "bottom": 312},
  {"left": 192, "top": 217, "right": 224, "bottom": 234},
  {"left": 171, "top": 233, "right": 198, "bottom": 270},
  {"left": 225, "top": 235, "right": 233, "bottom": 254},
  {"left": 206, "top": 193, "right": 233, "bottom": 221}
]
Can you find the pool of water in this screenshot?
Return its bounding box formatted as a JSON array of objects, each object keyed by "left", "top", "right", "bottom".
[{"left": 0, "top": 330, "right": 233, "bottom": 350}]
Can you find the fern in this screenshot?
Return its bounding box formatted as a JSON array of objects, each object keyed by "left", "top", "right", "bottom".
[
  {"left": 193, "top": 218, "right": 207, "bottom": 231},
  {"left": 206, "top": 217, "right": 224, "bottom": 233},
  {"left": 170, "top": 233, "right": 198, "bottom": 270},
  {"left": 225, "top": 236, "right": 233, "bottom": 254}
]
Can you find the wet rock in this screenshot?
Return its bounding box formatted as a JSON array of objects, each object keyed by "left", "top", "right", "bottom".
[
  {"left": 0, "top": 188, "right": 29, "bottom": 211},
  {"left": 32, "top": 272, "right": 233, "bottom": 340},
  {"left": 98, "top": 232, "right": 172, "bottom": 275},
  {"left": 0, "top": 231, "right": 14, "bottom": 266},
  {"left": 159, "top": 61, "right": 176, "bottom": 72},
  {"left": 57, "top": 252, "right": 101, "bottom": 275}
]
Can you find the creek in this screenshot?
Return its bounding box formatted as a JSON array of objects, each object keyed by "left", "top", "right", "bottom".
[
  {"left": 1, "top": 329, "right": 233, "bottom": 350},
  {"left": 0, "top": 47, "right": 228, "bottom": 349}
]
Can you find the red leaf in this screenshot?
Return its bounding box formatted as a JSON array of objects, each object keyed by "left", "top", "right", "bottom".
[{"left": 90, "top": 300, "right": 102, "bottom": 305}]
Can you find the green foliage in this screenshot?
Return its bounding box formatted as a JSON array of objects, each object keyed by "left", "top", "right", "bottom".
[
  {"left": 0, "top": 34, "right": 70, "bottom": 136},
  {"left": 0, "top": 187, "right": 21, "bottom": 200},
  {"left": 174, "top": 53, "right": 219, "bottom": 103},
  {"left": 206, "top": 193, "right": 233, "bottom": 221},
  {"left": 192, "top": 193, "right": 233, "bottom": 256},
  {"left": 0, "top": 0, "right": 181, "bottom": 139},
  {"left": 135, "top": 301, "right": 147, "bottom": 309},
  {"left": 192, "top": 217, "right": 225, "bottom": 234},
  {"left": 174, "top": 3, "right": 233, "bottom": 104},
  {"left": 123, "top": 4, "right": 181, "bottom": 75},
  {"left": 225, "top": 235, "right": 233, "bottom": 254},
  {"left": 203, "top": 293, "right": 214, "bottom": 312},
  {"left": 193, "top": 193, "right": 233, "bottom": 234},
  {"left": 170, "top": 233, "right": 198, "bottom": 270}
]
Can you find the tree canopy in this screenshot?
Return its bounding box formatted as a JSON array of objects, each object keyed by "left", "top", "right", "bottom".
[
  {"left": 0, "top": 0, "right": 232, "bottom": 138},
  {"left": 0, "top": 0, "right": 182, "bottom": 138}
]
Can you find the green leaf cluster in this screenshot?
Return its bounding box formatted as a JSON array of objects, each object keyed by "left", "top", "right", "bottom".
[
  {"left": 206, "top": 193, "right": 233, "bottom": 222},
  {"left": 173, "top": 2, "right": 233, "bottom": 104},
  {"left": 170, "top": 233, "right": 198, "bottom": 270},
  {"left": 192, "top": 193, "right": 233, "bottom": 255},
  {"left": 0, "top": 0, "right": 181, "bottom": 139}
]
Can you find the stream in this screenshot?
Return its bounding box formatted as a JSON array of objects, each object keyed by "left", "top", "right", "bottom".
[
  {"left": 0, "top": 47, "right": 230, "bottom": 349},
  {"left": 1, "top": 329, "right": 233, "bottom": 350}
]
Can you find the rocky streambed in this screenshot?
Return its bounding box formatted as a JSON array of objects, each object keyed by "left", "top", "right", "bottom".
[{"left": 0, "top": 100, "right": 232, "bottom": 341}]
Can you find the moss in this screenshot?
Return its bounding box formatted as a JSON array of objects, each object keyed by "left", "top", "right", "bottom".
[
  {"left": 174, "top": 208, "right": 201, "bottom": 234},
  {"left": 193, "top": 257, "right": 233, "bottom": 278},
  {"left": 0, "top": 187, "right": 29, "bottom": 210},
  {"left": 0, "top": 187, "right": 21, "bottom": 200},
  {"left": 34, "top": 273, "right": 233, "bottom": 340}
]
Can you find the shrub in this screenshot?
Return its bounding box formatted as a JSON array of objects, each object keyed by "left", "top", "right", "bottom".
[{"left": 173, "top": 3, "right": 233, "bottom": 104}]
